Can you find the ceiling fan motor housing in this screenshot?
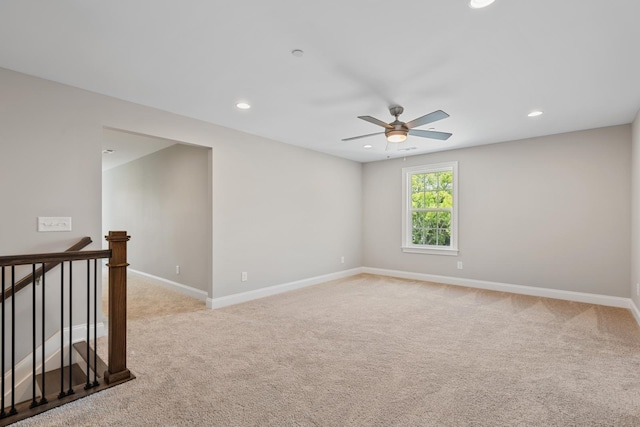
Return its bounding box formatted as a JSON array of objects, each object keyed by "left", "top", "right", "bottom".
[{"left": 389, "top": 105, "right": 404, "bottom": 117}]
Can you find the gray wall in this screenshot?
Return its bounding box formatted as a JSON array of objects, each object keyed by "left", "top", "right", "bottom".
[
  {"left": 0, "top": 68, "right": 102, "bottom": 363},
  {"left": 363, "top": 126, "right": 632, "bottom": 297},
  {"left": 0, "top": 67, "right": 363, "bottom": 308},
  {"left": 103, "top": 142, "right": 212, "bottom": 294},
  {"left": 2, "top": 63, "right": 635, "bottom": 315},
  {"left": 632, "top": 110, "right": 640, "bottom": 309},
  {"left": 0, "top": 72, "right": 102, "bottom": 256},
  {"left": 212, "top": 129, "right": 362, "bottom": 298}
]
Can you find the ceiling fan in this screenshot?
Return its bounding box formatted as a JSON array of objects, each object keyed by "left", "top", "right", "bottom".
[{"left": 342, "top": 106, "right": 452, "bottom": 144}]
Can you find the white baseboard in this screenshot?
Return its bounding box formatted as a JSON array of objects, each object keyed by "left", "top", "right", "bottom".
[
  {"left": 127, "top": 268, "right": 208, "bottom": 301},
  {"left": 207, "top": 268, "right": 363, "bottom": 309},
  {"left": 202, "top": 264, "right": 640, "bottom": 328},
  {"left": 363, "top": 267, "right": 633, "bottom": 310},
  {"left": 5, "top": 322, "right": 105, "bottom": 403}
]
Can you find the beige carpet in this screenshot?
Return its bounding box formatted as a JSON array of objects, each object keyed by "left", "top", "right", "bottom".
[
  {"left": 17, "top": 274, "right": 640, "bottom": 426},
  {"left": 102, "top": 270, "right": 207, "bottom": 321}
]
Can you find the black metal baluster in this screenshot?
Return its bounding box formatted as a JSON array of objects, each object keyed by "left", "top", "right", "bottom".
[
  {"left": 40, "top": 263, "right": 48, "bottom": 405},
  {"left": 67, "top": 262, "right": 74, "bottom": 396},
  {"left": 92, "top": 259, "right": 99, "bottom": 387},
  {"left": 30, "top": 265, "right": 37, "bottom": 408},
  {"left": 10, "top": 266, "right": 17, "bottom": 415},
  {"left": 84, "top": 260, "right": 91, "bottom": 390},
  {"left": 58, "top": 263, "right": 65, "bottom": 399},
  {"left": 1, "top": 266, "right": 6, "bottom": 418}
]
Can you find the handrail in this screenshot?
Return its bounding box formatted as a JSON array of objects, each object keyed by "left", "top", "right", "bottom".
[
  {"left": 0, "top": 250, "right": 110, "bottom": 266},
  {"left": 1, "top": 237, "right": 93, "bottom": 302},
  {"left": 0, "top": 230, "right": 133, "bottom": 423}
]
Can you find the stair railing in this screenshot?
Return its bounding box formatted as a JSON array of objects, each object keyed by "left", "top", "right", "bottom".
[
  {"left": 0, "top": 231, "right": 133, "bottom": 425},
  {"left": 2, "top": 236, "right": 93, "bottom": 302}
]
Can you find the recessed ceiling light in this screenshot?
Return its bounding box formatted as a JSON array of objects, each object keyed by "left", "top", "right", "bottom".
[
  {"left": 469, "top": 0, "right": 495, "bottom": 9},
  {"left": 102, "top": 149, "right": 115, "bottom": 154},
  {"left": 528, "top": 110, "right": 543, "bottom": 117},
  {"left": 291, "top": 49, "right": 304, "bottom": 57},
  {"left": 363, "top": 144, "right": 373, "bottom": 149},
  {"left": 236, "top": 102, "right": 251, "bottom": 110}
]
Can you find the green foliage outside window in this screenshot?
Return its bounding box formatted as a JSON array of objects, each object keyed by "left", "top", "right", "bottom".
[{"left": 410, "top": 171, "right": 453, "bottom": 246}]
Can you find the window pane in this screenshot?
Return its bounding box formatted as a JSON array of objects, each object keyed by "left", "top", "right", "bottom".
[
  {"left": 411, "top": 210, "right": 452, "bottom": 247},
  {"left": 425, "top": 191, "right": 438, "bottom": 208},
  {"left": 412, "top": 211, "right": 440, "bottom": 228},
  {"left": 412, "top": 212, "right": 427, "bottom": 229},
  {"left": 413, "top": 213, "right": 451, "bottom": 247},
  {"left": 411, "top": 191, "right": 425, "bottom": 209},
  {"left": 412, "top": 228, "right": 451, "bottom": 246},
  {"left": 437, "top": 229, "right": 451, "bottom": 246},
  {"left": 413, "top": 228, "right": 436, "bottom": 245},
  {"left": 411, "top": 213, "right": 452, "bottom": 247},
  {"left": 412, "top": 227, "right": 430, "bottom": 245},
  {"left": 425, "top": 211, "right": 438, "bottom": 229},
  {"left": 411, "top": 174, "right": 425, "bottom": 193},
  {"left": 438, "top": 190, "right": 453, "bottom": 208},
  {"left": 437, "top": 211, "right": 451, "bottom": 229},
  {"left": 412, "top": 227, "right": 425, "bottom": 245},
  {"left": 438, "top": 171, "right": 453, "bottom": 191},
  {"left": 426, "top": 229, "right": 438, "bottom": 245},
  {"left": 425, "top": 173, "right": 437, "bottom": 191}
]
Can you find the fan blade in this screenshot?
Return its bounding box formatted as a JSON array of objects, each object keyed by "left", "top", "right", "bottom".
[
  {"left": 405, "top": 110, "right": 449, "bottom": 129},
  {"left": 408, "top": 129, "right": 452, "bottom": 140},
  {"left": 341, "top": 132, "right": 385, "bottom": 141},
  {"left": 358, "top": 116, "right": 393, "bottom": 129}
]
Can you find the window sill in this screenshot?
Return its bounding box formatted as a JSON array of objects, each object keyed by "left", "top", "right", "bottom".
[{"left": 401, "top": 246, "right": 459, "bottom": 256}]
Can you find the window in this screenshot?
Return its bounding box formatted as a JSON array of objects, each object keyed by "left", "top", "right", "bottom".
[{"left": 402, "top": 162, "right": 458, "bottom": 255}]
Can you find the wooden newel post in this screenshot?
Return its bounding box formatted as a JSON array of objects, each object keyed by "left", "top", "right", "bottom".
[{"left": 104, "top": 231, "right": 132, "bottom": 384}]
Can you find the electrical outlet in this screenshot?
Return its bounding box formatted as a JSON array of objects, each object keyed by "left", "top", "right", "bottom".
[
  {"left": 341, "top": 256, "right": 345, "bottom": 264},
  {"left": 241, "top": 272, "right": 248, "bottom": 282},
  {"left": 176, "top": 265, "right": 180, "bottom": 275},
  {"left": 457, "top": 261, "right": 463, "bottom": 270}
]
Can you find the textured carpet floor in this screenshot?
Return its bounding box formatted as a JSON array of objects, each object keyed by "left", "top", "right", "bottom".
[
  {"left": 102, "top": 270, "right": 207, "bottom": 321},
  {"left": 17, "top": 274, "right": 640, "bottom": 426}
]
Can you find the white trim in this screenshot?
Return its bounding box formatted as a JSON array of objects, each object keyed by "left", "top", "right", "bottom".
[
  {"left": 402, "top": 161, "right": 459, "bottom": 255},
  {"left": 4, "top": 322, "right": 105, "bottom": 403},
  {"left": 630, "top": 299, "right": 640, "bottom": 327},
  {"left": 202, "top": 265, "right": 640, "bottom": 327},
  {"left": 401, "top": 247, "right": 459, "bottom": 256},
  {"left": 209, "top": 148, "right": 215, "bottom": 314},
  {"left": 363, "top": 267, "right": 632, "bottom": 309},
  {"left": 127, "top": 268, "right": 208, "bottom": 301},
  {"left": 208, "top": 268, "right": 363, "bottom": 309}
]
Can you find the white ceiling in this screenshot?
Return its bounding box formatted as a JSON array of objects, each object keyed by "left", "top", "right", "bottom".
[
  {"left": 102, "top": 129, "right": 176, "bottom": 172},
  {"left": 1, "top": 0, "right": 639, "bottom": 163}
]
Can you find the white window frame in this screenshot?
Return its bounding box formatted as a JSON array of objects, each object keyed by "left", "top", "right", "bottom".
[{"left": 402, "top": 161, "right": 459, "bottom": 256}]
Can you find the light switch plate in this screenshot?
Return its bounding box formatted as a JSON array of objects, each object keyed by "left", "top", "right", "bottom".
[{"left": 38, "top": 217, "right": 72, "bottom": 232}]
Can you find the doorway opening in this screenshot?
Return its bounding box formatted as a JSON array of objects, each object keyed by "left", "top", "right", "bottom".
[{"left": 101, "top": 128, "right": 212, "bottom": 321}]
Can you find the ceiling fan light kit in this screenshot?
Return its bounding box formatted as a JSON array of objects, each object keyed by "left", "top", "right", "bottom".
[
  {"left": 469, "top": 0, "right": 495, "bottom": 9},
  {"left": 386, "top": 129, "right": 407, "bottom": 143}
]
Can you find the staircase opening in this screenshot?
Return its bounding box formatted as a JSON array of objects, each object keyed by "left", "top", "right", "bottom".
[{"left": 0, "top": 232, "right": 134, "bottom": 425}]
